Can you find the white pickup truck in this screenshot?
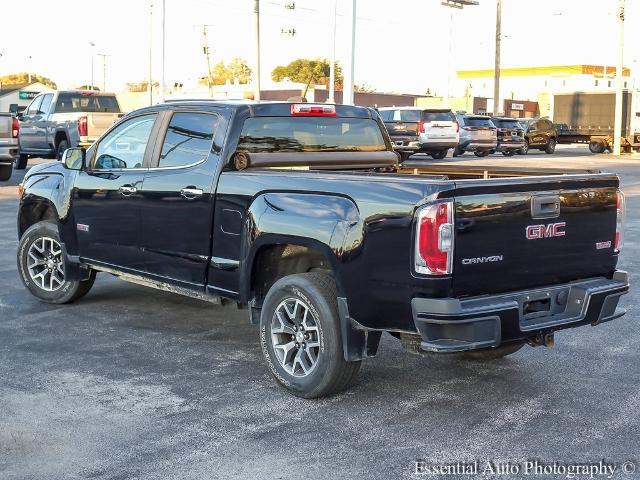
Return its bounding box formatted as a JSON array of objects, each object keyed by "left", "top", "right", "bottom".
[{"left": 16, "top": 90, "right": 123, "bottom": 169}]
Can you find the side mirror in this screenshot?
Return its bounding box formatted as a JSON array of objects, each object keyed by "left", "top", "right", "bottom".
[{"left": 63, "top": 147, "right": 86, "bottom": 170}]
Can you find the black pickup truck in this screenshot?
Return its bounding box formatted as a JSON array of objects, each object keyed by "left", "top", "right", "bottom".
[{"left": 16, "top": 101, "right": 629, "bottom": 398}]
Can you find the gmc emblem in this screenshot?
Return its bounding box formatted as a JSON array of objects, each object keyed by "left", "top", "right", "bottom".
[{"left": 526, "top": 222, "right": 566, "bottom": 239}]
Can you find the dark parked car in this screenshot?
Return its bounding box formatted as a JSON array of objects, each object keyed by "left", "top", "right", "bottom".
[
  {"left": 490, "top": 117, "right": 526, "bottom": 156},
  {"left": 16, "top": 101, "right": 628, "bottom": 398},
  {"left": 378, "top": 107, "right": 459, "bottom": 161},
  {"left": 518, "top": 118, "right": 557, "bottom": 154},
  {"left": 453, "top": 114, "right": 497, "bottom": 157}
]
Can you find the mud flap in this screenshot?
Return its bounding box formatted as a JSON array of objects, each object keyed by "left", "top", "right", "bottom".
[{"left": 337, "top": 297, "right": 381, "bottom": 361}]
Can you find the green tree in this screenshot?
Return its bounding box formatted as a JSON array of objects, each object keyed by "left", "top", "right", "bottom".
[
  {"left": 0, "top": 72, "right": 57, "bottom": 89},
  {"left": 271, "top": 58, "right": 343, "bottom": 87},
  {"left": 200, "top": 58, "right": 253, "bottom": 86}
]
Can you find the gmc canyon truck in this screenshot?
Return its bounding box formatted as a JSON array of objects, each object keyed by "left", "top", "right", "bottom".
[
  {"left": 16, "top": 90, "right": 122, "bottom": 169},
  {"left": 16, "top": 101, "right": 629, "bottom": 398}
]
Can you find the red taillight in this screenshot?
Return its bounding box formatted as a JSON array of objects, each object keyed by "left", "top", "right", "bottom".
[
  {"left": 78, "top": 116, "right": 88, "bottom": 136},
  {"left": 417, "top": 120, "right": 426, "bottom": 133},
  {"left": 415, "top": 201, "right": 454, "bottom": 275},
  {"left": 615, "top": 190, "right": 624, "bottom": 252},
  {"left": 11, "top": 116, "right": 19, "bottom": 138},
  {"left": 453, "top": 121, "right": 459, "bottom": 133},
  {"left": 290, "top": 104, "right": 336, "bottom": 116},
  {"left": 462, "top": 126, "right": 472, "bottom": 131}
]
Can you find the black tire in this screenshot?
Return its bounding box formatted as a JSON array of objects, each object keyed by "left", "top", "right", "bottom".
[
  {"left": 517, "top": 139, "right": 529, "bottom": 155},
  {"left": 544, "top": 137, "right": 556, "bottom": 154},
  {"left": 430, "top": 149, "right": 448, "bottom": 160},
  {"left": 458, "top": 342, "right": 525, "bottom": 361},
  {"left": 589, "top": 140, "right": 606, "bottom": 154},
  {"left": 0, "top": 164, "right": 12, "bottom": 181},
  {"left": 56, "top": 139, "right": 69, "bottom": 161},
  {"left": 260, "top": 272, "right": 361, "bottom": 398},
  {"left": 398, "top": 151, "right": 412, "bottom": 162},
  {"left": 502, "top": 150, "right": 515, "bottom": 157},
  {"left": 15, "top": 153, "right": 29, "bottom": 170},
  {"left": 453, "top": 147, "right": 464, "bottom": 157},
  {"left": 474, "top": 150, "right": 490, "bottom": 157},
  {"left": 17, "top": 221, "right": 96, "bottom": 304}
]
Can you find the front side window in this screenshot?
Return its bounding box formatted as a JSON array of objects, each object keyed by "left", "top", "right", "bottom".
[
  {"left": 94, "top": 114, "right": 156, "bottom": 169},
  {"left": 26, "top": 96, "right": 43, "bottom": 116},
  {"left": 158, "top": 112, "right": 219, "bottom": 168},
  {"left": 39, "top": 94, "right": 54, "bottom": 115}
]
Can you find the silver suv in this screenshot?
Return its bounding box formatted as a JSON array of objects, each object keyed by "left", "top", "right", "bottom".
[
  {"left": 453, "top": 114, "right": 497, "bottom": 157},
  {"left": 378, "top": 108, "right": 459, "bottom": 160}
]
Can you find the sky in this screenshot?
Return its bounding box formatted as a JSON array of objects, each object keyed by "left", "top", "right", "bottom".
[{"left": 0, "top": 0, "right": 638, "bottom": 95}]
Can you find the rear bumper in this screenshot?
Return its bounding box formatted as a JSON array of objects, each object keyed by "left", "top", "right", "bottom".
[
  {"left": 459, "top": 139, "right": 497, "bottom": 151},
  {"left": 419, "top": 140, "right": 458, "bottom": 151},
  {"left": 496, "top": 140, "right": 525, "bottom": 151},
  {"left": 412, "top": 271, "right": 629, "bottom": 353},
  {"left": 0, "top": 145, "right": 18, "bottom": 162}
]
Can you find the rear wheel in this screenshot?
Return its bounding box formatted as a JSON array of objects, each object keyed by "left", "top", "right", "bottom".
[
  {"left": 453, "top": 147, "right": 464, "bottom": 157},
  {"left": 544, "top": 137, "right": 556, "bottom": 154},
  {"left": 502, "top": 150, "right": 515, "bottom": 157},
  {"left": 517, "top": 139, "right": 529, "bottom": 155},
  {"left": 398, "top": 151, "right": 412, "bottom": 162},
  {"left": 474, "top": 150, "right": 490, "bottom": 157},
  {"left": 430, "top": 149, "right": 448, "bottom": 160},
  {"left": 0, "top": 164, "right": 12, "bottom": 181},
  {"left": 260, "top": 272, "right": 361, "bottom": 398},
  {"left": 458, "top": 342, "right": 525, "bottom": 361},
  {"left": 56, "top": 139, "right": 69, "bottom": 161},
  {"left": 15, "top": 153, "right": 28, "bottom": 170},
  {"left": 17, "top": 221, "right": 96, "bottom": 304}
]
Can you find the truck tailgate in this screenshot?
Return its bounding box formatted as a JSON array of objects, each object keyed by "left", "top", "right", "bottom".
[
  {"left": 451, "top": 175, "right": 619, "bottom": 297},
  {"left": 87, "top": 113, "right": 120, "bottom": 137}
]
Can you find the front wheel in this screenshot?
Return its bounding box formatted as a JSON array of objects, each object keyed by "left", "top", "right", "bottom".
[
  {"left": 18, "top": 221, "right": 96, "bottom": 304},
  {"left": 544, "top": 137, "right": 556, "bottom": 154},
  {"left": 260, "top": 272, "right": 361, "bottom": 398},
  {"left": 0, "top": 164, "right": 12, "bottom": 181},
  {"left": 589, "top": 140, "right": 606, "bottom": 154},
  {"left": 15, "top": 153, "right": 29, "bottom": 170}
]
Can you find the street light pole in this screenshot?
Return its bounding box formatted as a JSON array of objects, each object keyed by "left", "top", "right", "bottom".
[
  {"left": 343, "top": 0, "right": 356, "bottom": 105},
  {"left": 493, "top": 0, "right": 502, "bottom": 115},
  {"left": 254, "top": 0, "right": 261, "bottom": 101},
  {"left": 89, "top": 42, "right": 95, "bottom": 90},
  {"left": 613, "top": 0, "right": 625, "bottom": 156},
  {"left": 149, "top": 2, "right": 154, "bottom": 105},
  {"left": 160, "top": 0, "right": 166, "bottom": 102},
  {"left": 328, "top": 0, "right": 337, "bottom": 104}
]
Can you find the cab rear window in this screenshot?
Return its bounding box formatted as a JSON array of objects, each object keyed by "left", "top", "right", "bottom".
[
  {"left": 237, "top": 117, "right": 386, "bottom": 153},
  {"left": 494, "top": 119, "right": 522, "bottom": 129},
  {"left": 464, "top": 117, "right": 495, "bottom": 127},
  {"left": 423, "top": 111, "right": 456, "bottom": 122},
  {"left": 54, "top": 93, "right": 121, "bottom": 113}
]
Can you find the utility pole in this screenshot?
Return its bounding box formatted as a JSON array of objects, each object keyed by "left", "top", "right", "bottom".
[
  {"left": 160, "top": 0, "right": 166, "bottom": 102},
  {"left": 343, "top": 0, "right": 356, "bottom": 105},
  {"left": 254, "top": 0, "right": 261, "bottom": 101},
  {"left": 201, "top": 25, "right": 213, "bottom": 98},
  {"left": 328, "top": 0, "right": 337, "bottom": 103},
  {"left": 613, "top": 0, "right": 625, "bottom": 156},
  {"left": 149, "top": 1, "right": 154, "bottom": 105},
  {"left": 97, "top": 53, "right": 110, "bottom": 91},
  {"left": 493, "top": 0, "right": 502, "bottom": 115},
  {"left": 89, "top": 42, "right": 95, "bottom": 89}
]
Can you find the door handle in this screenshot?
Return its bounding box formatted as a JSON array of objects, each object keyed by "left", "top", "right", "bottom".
[
  {"left": 180, "top": 187, "right": 203, "bottom": 199},
  {"left": 118, "top": 185, "right": 137, "bottom": 196}
]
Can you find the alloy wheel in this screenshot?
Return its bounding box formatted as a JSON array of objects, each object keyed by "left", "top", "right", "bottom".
[
  {"left": 271, "top": 297, "right": 321, "bottom": 377},
  {"left": 27, "top": 237, "right": 65, "bottom": 292}
]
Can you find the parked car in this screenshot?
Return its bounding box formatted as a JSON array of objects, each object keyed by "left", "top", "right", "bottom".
[
  {"left": 453, "top": 114, "right": 497, "bottom": 157},
  {"left": 518, "top": 118, "right": 557, "bottom": 155},
  {"left": 378, "top": 107, "right": 459, "bottom": 161},
  {"left": 17, "top": 101, "right": 628, "bottom": 398},
  {"left": 16, "top": 90, "right": 123, "bottom": 169},
  {"left": 0, "top": 113, "right": 19, "bottom": 180},
  {"left": 490, "top": 117, "right": 526, "bottom": 156}
]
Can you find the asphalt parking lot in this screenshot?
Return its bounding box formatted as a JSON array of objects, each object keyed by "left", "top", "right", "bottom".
[{"left": 1, "top": 146, "right": 639, "bottom": 479}]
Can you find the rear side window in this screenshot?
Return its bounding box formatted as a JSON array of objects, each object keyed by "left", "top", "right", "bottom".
[
  {"left": 464, "top": 117, "right": 494, "bottom": 127},
  {"left": 54, "top": 93, "right": 121, "bottom": 113},
  {"left": 237, "top": 117, "right": 386, "bottom": 153},
  {"left": 378, "top": 110, "right": 394, "bottom": 122},
  {"left": 423, "top": 111, "right": 455, "bottom": 122},
  {"left": 158, "top": 112, "right": 219, "bottom": 167}
]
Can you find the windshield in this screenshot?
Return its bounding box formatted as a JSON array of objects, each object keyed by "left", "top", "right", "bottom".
[
  {"left": 464, "top": 117, "right": 495, "bottom": 127},
  {"left": 54, "top": 93, "right": 121, "bottom": 113},
  {"left": 493, "top": 119, "right": 522, "bottom": 129},
  {"left": 237, "top": 117, "right": 386, "bottom": 153}
]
